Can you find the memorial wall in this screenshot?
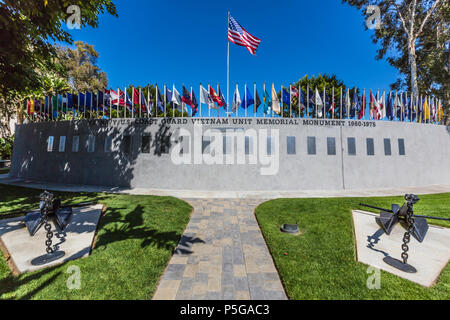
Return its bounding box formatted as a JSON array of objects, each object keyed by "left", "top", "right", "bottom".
[{"left": 10, "top": 118, "right": 450, "bottom": 191}]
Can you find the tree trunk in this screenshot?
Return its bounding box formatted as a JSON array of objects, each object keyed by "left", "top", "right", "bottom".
[
  {"left": 16, "top": 104, "right": 24, "bottom": 125},
  {"left": 409, "top": 41, "right": 419, "bottom": 96}
]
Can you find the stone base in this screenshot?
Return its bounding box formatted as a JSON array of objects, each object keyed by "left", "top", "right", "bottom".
[
  {"left": 0, "top": 204, "right": 104, "bottom": 274},
  {"left": 352, "top": 210, "right": 450, "bottom": 287}
]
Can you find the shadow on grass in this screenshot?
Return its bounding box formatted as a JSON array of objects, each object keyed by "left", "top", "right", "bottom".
[
  {"left": 95, "top": 204, "right": 184, "bottom": 251},
  {"left": 0, "top": 265, "right": 61, "bottom": 300}
]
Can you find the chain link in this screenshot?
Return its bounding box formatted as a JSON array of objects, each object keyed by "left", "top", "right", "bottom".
[
  {"left": 42, "top": 200, "right": 54, "bottom": 255},
  {"left": 400, "top": 205, "right": 415, "bottom": 264}
]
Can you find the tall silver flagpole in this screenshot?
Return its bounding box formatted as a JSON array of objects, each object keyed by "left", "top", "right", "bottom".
[
  {"left": 190, "top": 85, "right": 193, "bottom": 117},
  {"left": 164, "top": 84, "right": 167, "bottom": 118},
  {"left": 280, "top": 83, "right": 282, "bottom": 118},
  {"left": 289, "top": 85, "right": 292, "bottom": 118},
  {"left": 307, "top": 85, "right": 309, "bottom": 118},
  {"left": 217, "top": 83, "right": 220, "bottom": 119},
  {"left": 254, "top": 82, "right": 256, "bottom": 118},
  {"left": 323, "top": 85, "right": 326, "bottom": 119},
  {"left": 227, "top": 11, "right": 230, "bottom": 118},
  {"left": 208, "top": 83, "right": 211, "bottom": 117},
  {"left": 199, "top": 83, "right": 202, "bottom": 117},
  {"left": 124, "top": 87, "right": 127, "bottom": 118},
  {"left": 332, "top": 87, "right": 335, "bottom": 119},
  {"left": 245, "top": 82, "right": 247, "bottom": 118},
  {"left": 263, "top": 82, "right": 266, "bottom": 118},
  {"left": 236, "top": 83, "right": 238, "bottom": 118},
  {"left": 139, "top": 88, "right": 142, "bottom": 118},
  {"left": 132, "top": 87, "right": 135, "bottom": 118}
]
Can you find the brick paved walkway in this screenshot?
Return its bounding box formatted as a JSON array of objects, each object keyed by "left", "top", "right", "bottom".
[{"left": 152, "top": 199, "right": 287, "bottom": 300}]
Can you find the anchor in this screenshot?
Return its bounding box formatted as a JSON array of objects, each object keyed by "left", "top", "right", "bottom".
[
  {"left": 360, "top": 194, "right": 450, "bottom": 273},
  {"left": 24, "top": 191, "right": 92, "bottom": 266}
]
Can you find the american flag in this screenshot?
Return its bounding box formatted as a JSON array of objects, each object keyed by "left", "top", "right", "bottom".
[{"left": 228, "top": 15, "right": 261, "bottom": 55}]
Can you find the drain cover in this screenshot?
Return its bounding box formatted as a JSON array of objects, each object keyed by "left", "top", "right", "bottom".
[{"left": 280, "top": 224, "right": 299, "bottom": 234}]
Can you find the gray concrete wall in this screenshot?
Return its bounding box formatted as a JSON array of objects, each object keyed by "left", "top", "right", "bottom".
[{"left": 10, "top": 118, "right": 450, "bottom": 191}]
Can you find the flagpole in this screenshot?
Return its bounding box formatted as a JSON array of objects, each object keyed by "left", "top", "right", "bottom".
[
  {"left": 298, "top": 84, "right": 301, "bottom": 118},
  {"left": 254, "top": 82, "right": 256, "bottom": 118},
  {"left": 164, "top": 84, "right": 167, "bottom": 118},
  {"left": 315, "top": 87, "right": 318, "bottom": 119},
  {"left": 236, "top": 83, "right": 239, "bottom": 118},
  {"left": 227, "top": 11, "right": 230, "bottom": 118},
  {"left": 340, "top": 87, "right": 342, "bottom": 120},
  {"left": 263, "top": 82, "right": 266, "bottom": 118},
  {"left": 217, "top": 83, "right": 220, "bottom": 119},
  {"left": 307, "top": 85, "right": 310, "bottom": 119},
  {"left": 289, "top": 85, "right": 292, "bottom": 118},
  {"left": 208, "top": 84, "right": 211, "bottom": 118},
  {"left": 280, "top": 83, "right": 283, "bottom": 118},
  {"left": 332, "top": 87, "right": 334, "bottom": 119},
  {"left": 96, "top": 91, "right": 99, "bottom": 119},
  {"left": 245, "top": 82, "right": 247, "bottom": 118},
  {"left": 190, "top": 85, "right": 193, "bottom": 117}
]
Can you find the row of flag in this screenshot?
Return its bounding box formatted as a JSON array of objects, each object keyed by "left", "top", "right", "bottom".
[{"left": 26, "top": 84, "right": 445, "bottom": 123}]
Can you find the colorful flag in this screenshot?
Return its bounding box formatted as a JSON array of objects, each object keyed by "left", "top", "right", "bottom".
[
  {"left": 424, "top": 97, "right": 430, "bottom": 121},
  {"left": 182, "top": 85, "right": 193, "bottom": 107},
  {"left": 255, "top": 88, "right": 261, "bottom": 110},
  {"left": 140, "top": 90, "right": 148, "bottom": 112},
  {"left": 218, "top": 86, "right": 227, "bottom": 108},
  {"left": 290, "top": 86, "right": 298, "bottom": 98},
  {"left": 156, "top": 87, "right": 164, "bottom": 112},
  {"left": 417, "top": 96, "right": 423, "bottom": 122},
  {"left": 200, "top": 85, "right": 215, "bottom": 109},
  {"left": 402, "top": 93, "right": 409, "bottom": 121},
  {"left": 370, "top": 90, "right": 381, "bottom": 119},
  {"left": 209, "top": 86, "right": 224, "bottom": 107},
  {"left": 314, "top": 88, "right": 323, "bottom": 117},
  {"left": 263, "top": 89, "right": 272, "bottom": 115},
  {"left": 172, "top": 85, "right": 182, "bottom": 107},
  {"left": 351, "top": 91, "right": 360, "bottom": 119},
  {"left": 272, "top": 84, "right": 281, "bottom": 115},
  {"left": 191, "top": 89, "right": 199, "bottom": 116},
  {"left": 431, "top": 97, "right": 436, "bottom": 122},
  {"left": 282, "top": 87, "right": 290, "bottom": 106},
  {"left": 386, "top": 92, "right": 393, "bottom": 120},
  {"left": 163, "top": 87, "right": 172, "bottom": 104},
  {"left": 242, "top": 86, "right": 254, "bottom": 108},
  {"left": 298, "top": 87, "right": 306, "bottom": 112},
  {"left": 228, "top": 14, "right": 261, "bottom": 55},
  {"left": 231, "top": 86, "right": 241, "bottom": 112},
  {"left": 133, "top": 88, "right": 140, "bottom": 105},
  {"left": 85, "top": 92, "right": 92, "bottom": 109},
  {"left": 439, "top": 99, "right": 444, "bottom": 121}
]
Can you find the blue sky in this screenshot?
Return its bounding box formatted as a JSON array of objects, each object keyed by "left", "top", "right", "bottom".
[{"left": 65, "top": 0, "right": 399, "bottom": 106}]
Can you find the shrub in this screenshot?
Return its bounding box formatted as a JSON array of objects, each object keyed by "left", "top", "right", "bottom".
[{"left": 0, "top": 135, "right": 14, "bottom": 160}]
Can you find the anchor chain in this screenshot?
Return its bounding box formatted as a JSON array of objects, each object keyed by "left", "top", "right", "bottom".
[
  {"left": 44, "top": 218, "right": 54, "bottom": 254},
  {"left": 400, "top": 207, "right": 415, "bottom": 264},
  {"left": 42, "top": 197, "right": 54, "bottom": 255}
]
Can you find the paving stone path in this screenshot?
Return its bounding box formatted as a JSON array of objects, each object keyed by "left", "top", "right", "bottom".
[{"left": 153, "top": 199, "right": 287, "bottom": 300}]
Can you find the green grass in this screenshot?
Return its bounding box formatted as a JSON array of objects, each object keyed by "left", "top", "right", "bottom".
[
  {"left": 0, "top": 185, "right": 192, "bottom": 300},
  {"left": 255, "top": 193, "right": 450, "bottom": 300}
]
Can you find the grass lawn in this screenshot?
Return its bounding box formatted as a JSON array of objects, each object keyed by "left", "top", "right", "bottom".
[
  {"left": 0, "top": 184, "right": 192, "bottom": 300},
  {"left": 255, "top": 193, "right": 450, "bottom": 300}
]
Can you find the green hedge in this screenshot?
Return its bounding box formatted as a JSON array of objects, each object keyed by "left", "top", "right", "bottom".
[{"left": 0, "top": 135, "right": 13, "bottom": 160}]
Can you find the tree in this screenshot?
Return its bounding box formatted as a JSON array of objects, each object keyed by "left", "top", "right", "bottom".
[
  {"left": 0, "top": 0, "right": 117, "bottom": 96},
  {"left": 285, "top": 74, "right": 356, "bottom": 118},
  {"left": 342, "top": 0, "right": 446, "bottom": 98},
  {"left": 56, "top": 41, "right": 108, "bottom": 92}
]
